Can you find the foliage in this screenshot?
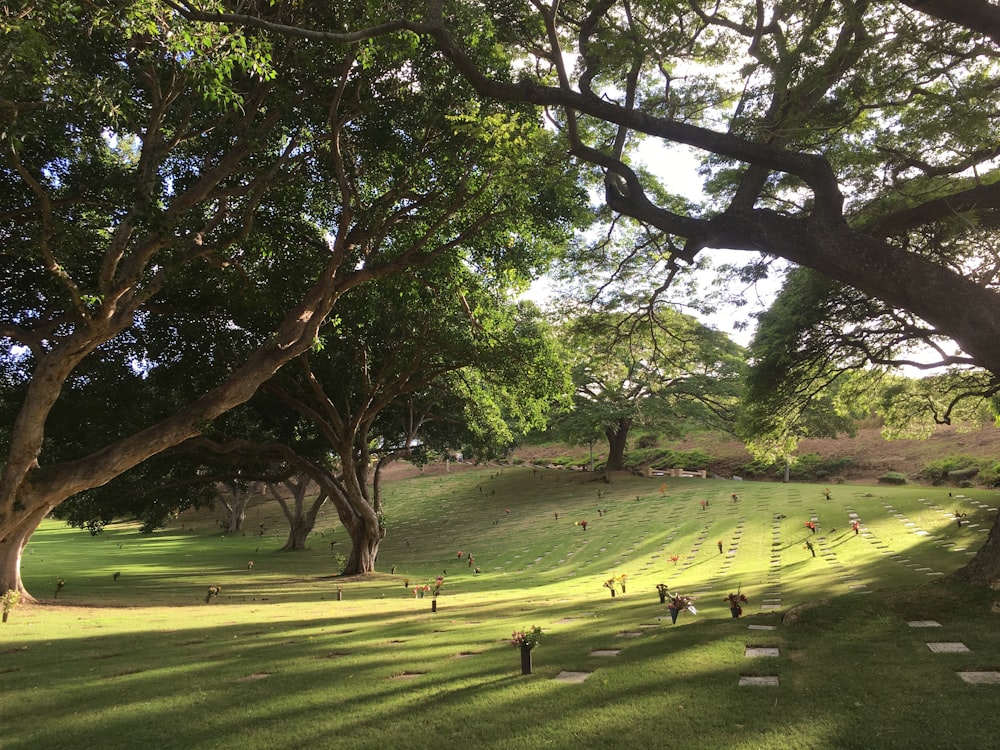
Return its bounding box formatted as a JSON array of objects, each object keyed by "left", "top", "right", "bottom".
[
  {"left": 878, "top": 472, "right": 908, "bottom": 485},
  {"left": 1, "top": 588, "right": 20, "bottom": 614},
  {"left": 739, "top": 268, "right": 874, "bottom": 462},
  {"left": 0, "top": 0, "right": 590, "bottom": 594},
  {"left": 171, "top": 0, "right": 1000, "bottom": 586},
  {"left": 877, "top": 372, "right": 1000, "bottom": 440},
  {"left": 554, "top": 307, "right": 744, "bottom": 471},
  {"left": 786, "top": 453, "right": 857, "bottom": 481}
]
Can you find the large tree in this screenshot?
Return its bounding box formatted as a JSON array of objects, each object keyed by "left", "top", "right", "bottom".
[
  {"left": 0, "top": 1, "right": 584, "bottom": 597},
  {"left": 177, "top": 0, "right": 1000, "bottom": 583},
  {"left": 558, "top": 308, "right": 744, "bottom": 472},
  {"left": 246, "top": 268, "right": 572, "bottom": 574}
]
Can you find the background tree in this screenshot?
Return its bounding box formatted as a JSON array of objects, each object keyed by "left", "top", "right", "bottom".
[
  {"left": 739, "top": 266, "right": 998, "bottom": 474},
  {"left": 246, "top": 265, "right": 572, "bottom": 574},
  {"left": 558, "top": 307, "right": 744, "bottom": 472}
]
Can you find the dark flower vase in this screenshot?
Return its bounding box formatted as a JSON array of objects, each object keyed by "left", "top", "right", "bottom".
[
  {"left": 731, "top": 606, "right": 742, "bottom": 618},
  {"left": 610, "top": 589, "right": 615, "bottom": 598},
  {"left": 431, "top": 599, "right": 438, "bottom": 612},
  {"left": 659, "top": 592, "right": 666, "bottom": 604},
  {"left": 520, "top": 645, "right": 533, "bottom": 675},
  {"left": 668, "top": 607, "right": 680, "bottom": 624}
]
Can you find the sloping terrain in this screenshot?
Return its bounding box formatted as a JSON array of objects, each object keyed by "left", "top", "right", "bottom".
[{"left": 387, "top": 424, "right": 1000, "bottom": 485}]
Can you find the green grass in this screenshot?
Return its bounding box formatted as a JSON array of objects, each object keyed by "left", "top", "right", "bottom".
[{"left": 4, "top": 468, "right": 1000, "bottom": 749}]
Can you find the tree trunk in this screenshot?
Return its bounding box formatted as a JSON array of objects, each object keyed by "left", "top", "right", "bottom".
[
  {"left": 227, "top": 505, "right": 247, "bottom": 534},
  {"left": 0, "top": 505, "right": 49, "bottom": 600},
  {"left": 604, "top": 418, "right": 631, "bottom": 472},
  {"left": 271, "top": 478, "right": 328, "bottom": 551},
  {"left": 954, "top": 520, "right": 1000, "bottom": 585},
  {"left": 342, "top": 515, "right": 383, "bottom": 575},
  {"left": 220, "top": 481, "right": 257, "bottom": 533}
]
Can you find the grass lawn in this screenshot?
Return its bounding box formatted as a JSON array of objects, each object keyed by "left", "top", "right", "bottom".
[{"left": 3, "top": 467, "right": 1000, "bottom": 749}]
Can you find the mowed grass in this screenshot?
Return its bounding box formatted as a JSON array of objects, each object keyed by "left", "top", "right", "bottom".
[{"left": 4, "top": 466, "right": 1000, "bottom": 750}]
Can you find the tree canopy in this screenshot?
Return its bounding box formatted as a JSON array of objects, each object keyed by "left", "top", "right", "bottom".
[
  {"left": 0, "top": 0, "right": 585, "bottom": 596},
  {"left": 557, "top": 307, "right": 744, "bottom": 471},
  {"left": 171, "top": 0, "right": 1000, "bottom": 583}
]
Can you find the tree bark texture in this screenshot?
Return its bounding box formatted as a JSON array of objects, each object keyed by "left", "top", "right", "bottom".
[{"left": 604, "top": 418, "right": 632, "bottom": 472}]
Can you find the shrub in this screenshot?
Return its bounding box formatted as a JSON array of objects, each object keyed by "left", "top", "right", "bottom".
[
  {"left": 548, "top": 456, "right": 576, "bottom": 467},
  {"left": 787, "top": 453, "right": 857, "bottom": 481},
  {"left": 981, "top": 462, "right": 1000, "bottom": 487},
  {"left": 662, "top": 449, "right": 711, "bottom": 470},
  {"left": 878, "top": 471, "right": 907, "bottom": 485},
  {"left": 919, "top": 454, "right": 980, "bottom": 484},
  {"left": 947, "top": 467, "right": 980, "bottom": 482}
]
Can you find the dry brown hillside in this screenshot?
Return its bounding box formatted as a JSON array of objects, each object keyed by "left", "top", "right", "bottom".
[
  {"left": 380, "top": 424, "right": 1000, "bottom": 485},
  {"left": 669, "top": 423, "right": 1000, "bottom": 482},
  {"left": 515, "top": 424, "right": 1000, "bottom": 484}
]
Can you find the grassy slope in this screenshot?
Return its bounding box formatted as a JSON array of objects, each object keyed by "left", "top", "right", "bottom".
[{"left": 4, "top": 467, "right": 1000, "bottom": 750}]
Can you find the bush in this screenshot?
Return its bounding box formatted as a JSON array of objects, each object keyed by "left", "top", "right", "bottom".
[
  {"left": 920, "top": 454, "right": 981, "bottom": 484},
  {"left": 787, "top": 453, "right": 857, "bottom": 481},
  {"left": 947, "top": 467, "right": 980, "bottom": 482},
  {"left": 878, "top": 471, "right": 907, "bottom": 485},
  {"left": 981, "top": 462, "right": 1000, "bottom": 487}
]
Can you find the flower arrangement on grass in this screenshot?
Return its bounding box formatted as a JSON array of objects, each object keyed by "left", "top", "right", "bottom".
[
  {"left": 662, "top": 589, "right": 697, "bottom": 623},
  {"left": 204, "top": 585, "right": 221, "bottom": 603},
  {"left": 432, "top": 576, "right": 444, "bottom": 599},
  {"left": 603, "top": 573, "right": 628, "bottom": 596},
  {"left": 656, "top": 583, "right": 671, "bottom": 603},
  {"left": 512, "top": 625, "right": 543, "bottom": 675},
  {"left": 725, "top": 590, "right": 748, "bottom": 618},
  {"left": 413, "top": 584, "right": 431, "bottom": 598},
  {"left": 668, "top": 592, "right": 696, "bottom": 612},
  {"left": 511, "top": 625, "right": 543, "bottom": 650},
  {"left": 2, "top": 589, "right": 21, "bottom": 623},
  {"left": 604, "top": 576, "right": 618, "bottom": 597},
  {"left": 669, "top": 554, "right": 680, "bottom": 565}
]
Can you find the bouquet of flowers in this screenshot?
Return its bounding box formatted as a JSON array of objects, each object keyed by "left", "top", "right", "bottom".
[
  {"left": 725, "top": 590, "right": 748, "bottom": 617},
  {"left": 511, "top": 625, "right": 544, "bottom": 650},
  {"left": 668, "top": 592, "right": 697, "bottom": 613},
  {"left": 663, "top": 589, "right": 696, "bottom": 623}
]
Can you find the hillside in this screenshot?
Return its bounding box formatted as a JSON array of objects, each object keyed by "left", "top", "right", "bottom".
[{"left": 386, "top": 423, "right": 1000, "bottom": 485}]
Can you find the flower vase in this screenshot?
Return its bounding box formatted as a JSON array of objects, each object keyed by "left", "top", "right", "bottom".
[
  {"left": 2, "top": 612, "right": 7, "bottom": 623},
  {"left": 520, "top": 645, "right": 533, "bottom": 675},
  {"left": 621, "top": 584, "right": 626, "bottom": 594},
  {"left": 668, "top": 607, "right": 680, "bottom": 624},
  {"left": 336, "top": 590, "right": 343, "bottom": 601},
  {"left": 730, "top": 606, "right": 741, "bottom": 618},
  {"left": 659, "top": 592, "right": 666, "bottom": 604},
  {"left": 431, "top": 599, "right": 437, "bottom": 613},
  {"left": 610, "top": 589, "right": 615, "bottom": 598}
]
